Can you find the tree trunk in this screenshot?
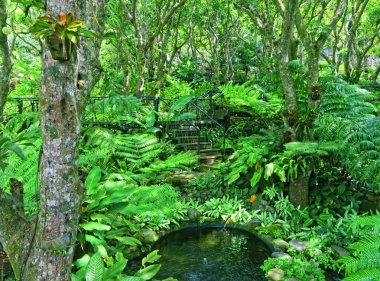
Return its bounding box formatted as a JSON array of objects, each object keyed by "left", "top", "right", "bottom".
[
  {"left": 25, "top": 42, "right": 82, "bottom": 280},
  {"left": 0, "top": 0, "right": 12, "bottom": 121},
  {"left": 0, "top": 1, "right": 106, "bottom": 280},
  {"left": 278, "top": 0, "right": 298, "bottom": 142},
  {"left": 371, "top": 64, "right": 380, "bottom": 85},
  {"left": 307, "top": 49, "right": 321, "bottom": 118},
  {"left": 288, "top": 170, "right": 311, "bottom": 208}
]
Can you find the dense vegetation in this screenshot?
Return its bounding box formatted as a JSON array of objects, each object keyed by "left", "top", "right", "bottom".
[{"left": 0, "top": 0, "right": 380, "bottom": 280}]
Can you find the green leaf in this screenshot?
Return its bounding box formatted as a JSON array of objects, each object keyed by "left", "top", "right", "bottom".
[
  {"left": 90, "top": 213, "right": 112, "bottom": 224},
  {"left": 86, "top": 188, "right": 107, "bottom": 211},
  {"left": 80, "top": 222, "right": 111, "bottom": 231},
  {"left": 97, "top": 245, "right": 108, "bottom": 259},
  {"left": 74, "top": 254, "right": 91, "bottom": 268},
  {"left": 85, "top": 252, "right": 104, "bottom": 281},
  {"left": 337, "top": 184, "right": 346, "bottom": 195},
  {"left": 71, "top": 273, "right": 81, "bottom": 281},
  {"left": 3, "top": 142, "right": 26, "bottom": 160},
  {"left": 85, "top": 234, "right": 106, "bottom": 247},
  {"left": 250, "top": 168, "right": 263, "bottom": 187},
  {"left": 303, "top": 218, "right": 313, "bottom": 227},
  {"left": 85, "top": 166, "right": 101, "bottom": 195},
  {"left": 134, "top": 264, "right": 161, "bottom": 280},
  {"left": 66, "top": 32, "right": 78, "bottom": 44},
  {"left": 169, "top": 96, "right": 193, "bottom": 113},
  {"left": 117, "top": 277, "right": 145, "bottom": 281},
  {"left": 103, "top": 254, "right": 128, "bottom": 280},
  {"left": 80, "top": 29, "right": 98, "bottom": 38},
  {"left": 114, "top": 236, "right": 142, "bottom": 246},
  {"left": 142, "top": 250, "right": 161, "bottom": 267}
]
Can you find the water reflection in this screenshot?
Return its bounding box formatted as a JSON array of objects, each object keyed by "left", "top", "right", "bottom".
[{"left": 145, "top": 227, "right": 270, "bottom": 281}]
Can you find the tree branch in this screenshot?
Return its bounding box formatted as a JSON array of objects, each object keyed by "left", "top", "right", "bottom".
[{"left": 146, "top": 0, "right": 188, "bottom": 50}]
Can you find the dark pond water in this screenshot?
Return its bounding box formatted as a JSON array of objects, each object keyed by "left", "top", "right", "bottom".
[{"left": 129, "top": 226, "right": 271, "bottom": 281}]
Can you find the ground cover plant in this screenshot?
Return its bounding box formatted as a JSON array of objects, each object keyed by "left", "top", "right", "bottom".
[{"left": 1, "top": 0, "right": 380, "bottom": 280}]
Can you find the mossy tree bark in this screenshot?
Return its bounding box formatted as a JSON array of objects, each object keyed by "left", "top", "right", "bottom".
[
  {"left": 0, "top": 1, "right": 12, "bottom": 121},
  {"left": 371, "top": 64, "right": 380, "bottom": 85},
  {"left": 0, "top": 1, "right": 106, "bottom": 280}
]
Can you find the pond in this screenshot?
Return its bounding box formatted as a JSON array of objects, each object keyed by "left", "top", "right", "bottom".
[{"left": 129, "top": 226, "right": 271, "bottom": 281}]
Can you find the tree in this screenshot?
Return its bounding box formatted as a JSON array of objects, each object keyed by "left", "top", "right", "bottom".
[
  {"left": 0, "top": 0, "right": 106, "bottom": 279},
  {"left": 0, "top": 0, "right": 13, "bottom": 121},
  {"left": 110, "top": 0, "right": 188, "bottom": 95},
  {"left": 343, "top": 0, "right": 380, "bottom": 83},
  {"left": 264, "top": 0, "right": 347, "bottom": 207}
]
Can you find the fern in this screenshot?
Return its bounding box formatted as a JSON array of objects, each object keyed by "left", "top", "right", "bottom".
[
  {"left": 341, "top": 269, "right": 380, "bottom": 281},
  {"left": 80, "top": 127, "right": 161, "bottom": 171},
  {"left": 138, "top": 151, "right": 198, "bottom": 183},
  {"left": 0, "top": 117, "right": 41, "bottom": 215},
  {"left": 80, "top": 126, "right": 198, "bottom": 184},
  {"left": 315, "top": 77, "right": 380, "bottom": 190},
  {"left": 219, "top": 82, "right": 283, "bottom": 118},
  {"left": 339, "top": 215, "right": 380, "bottom": 281}
]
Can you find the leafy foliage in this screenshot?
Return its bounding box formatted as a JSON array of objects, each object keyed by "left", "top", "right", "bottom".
[
  {"left": 219, "top": 82, "right": 283, "bottom": 119},
  {"left": 72, "top": 249, "right": 167, "bottom": 281},
  {"left": 315, "top": 77, "right": 380, "bottom": 189},
  {"left": 0, "top": 115, "right": 41, "bottom": 214},
  {"left": 338, "top": 215, "right": 380, "bottom": 281},
  {"left": 80, "top": 127, "right": 198, "bottom": 184},
  {"left": 29, "top": 12, "right": 96, "bottom": 44}
]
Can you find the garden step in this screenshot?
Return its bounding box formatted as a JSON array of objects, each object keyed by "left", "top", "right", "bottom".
[
  {"left": 200, "top": 155, "right": 222, "bottom": 165},
  {"left": 178, "top": 142, "right": 212, "bottom": 150},
  {"left": 170, "top": 129, "right": 199, "bottom": 137},
  {"left": 173, "top": 136, "right": 208, "bottom": 144},
  {"left": 198, "top": 163, "right": 219, "bottom": 171},
  {"left": 199, "top": 148, "right": 221, "bottom": 156}
]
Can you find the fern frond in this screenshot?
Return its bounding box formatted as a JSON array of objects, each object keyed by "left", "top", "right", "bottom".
[{"left": 342, "top": 268, "right": 380, "bottom": 281}]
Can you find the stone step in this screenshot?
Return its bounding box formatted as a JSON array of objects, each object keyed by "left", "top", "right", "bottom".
[
  {"left": 173, "top": 136, "right": 208, "bottom": 144},
  {"left": 199, "top": 148, "right": 222, "bottom": 156},
  {"left": 198, "top": 163, "right": 219, "bottom": 172},
  {"left": 200, "top": 154, "right": 222, "bottom": 165},
  {"left": 178, "top": 142, "right": 212, "bottom": 150},
  {"left": 170, "top": 129, "right": 199, "bottom": 137}
]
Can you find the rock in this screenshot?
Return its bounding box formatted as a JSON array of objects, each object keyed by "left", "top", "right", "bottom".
[
  {"left": 331, "top": 244, "right": 351, "bottom": 259},
  {"left": 249, "top": 218, "right": 261, "bottom": 228},
  {"left": 138, "top": 229, "right": 159, "bottom": 244},
  {"left": 268, "top": 268, "right": 285, "bottom": 281},
  {"left": 271, "top": 251, "right": 291, "bottom": 259},
  {"left": 187, "top": 208, "right": 201, "bottom": 221},
  {"left": 272, "top": 239, "right": 289, "bottom": 251},
  {"left": 259, "top": 234, "right": 275, "bottom": 243},
  {"left": 289, "top": 240, "right": 307, "bottom": 252}
]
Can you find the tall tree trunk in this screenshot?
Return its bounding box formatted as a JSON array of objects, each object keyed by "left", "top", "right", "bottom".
[
  {"left": 371, "top": 64, "right": 380, "bottom": 85},
  {"left": 0, "top": 0, "right": 12, "bottom": 121},
  {"left": 307, "top": 48, "right": 321, "bottom": 116},
  {"left": 0, "top": 1, "right": 106, "bottom": 280},
  {"left": 278, "top": 0, "right": 298, "bottom": 143}
]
